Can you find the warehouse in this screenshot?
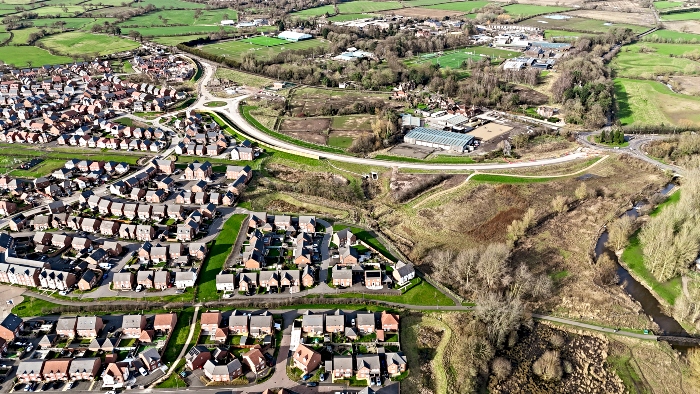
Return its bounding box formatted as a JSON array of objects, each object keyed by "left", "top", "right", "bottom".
[
  {"left": 277, "top": 31, "right": 313, "bottom": 42},
  {"left": 403, "top": 127, "right": 475, "bottom": 153}
]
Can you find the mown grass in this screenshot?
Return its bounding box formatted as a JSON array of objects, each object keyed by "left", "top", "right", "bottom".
[
  {"left": 12, "top": 297, "right": 61, "bottom": 318},
  {"left": 614, "top": 78, "right": 700, "bottom": 126},
  {"left": 162, "top": 308, "right": 197, "bottom": 364},
  {"left": 332, "top": 224, "right": 397, "bottom": 262},
  {"left": 156, "top": 359, "right": 186, "bottom": 388},
  {"left": 0, "top": 45, "right": 71, "bottom": 67},
  {"left": 325, "top": 279, "right": 454, "bottom": 306},
  {"left": 196, "top": 214, "right": 247, "bottom": 302},
  {"left": 38, "top": 31, "right": 139, "bottom": 56}
]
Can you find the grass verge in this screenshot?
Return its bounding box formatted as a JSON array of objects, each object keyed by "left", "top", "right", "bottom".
[{"left": 196, "top": 214, "right": 247, "bottom": 302}]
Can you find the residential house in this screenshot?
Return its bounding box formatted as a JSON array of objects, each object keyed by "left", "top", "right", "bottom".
[
  {"left": 68, "top": 358, "right": 101, "bottom": 381},
  {"left": 301, "top": 312, "right": 324, "bottom": 335},
  {"left": 332, "top": 268, "right": 353, "bottom": 288},
  {"left": 0, "top": 313, "right": 23, "bottom": 341},
  {"left": 102, "top": 362, "right": 129, "bottom": 388},
  {"left": 356, "top": 354, "right": 381, "bottom": 382},
  {"left": 365, "top": 270, "right": 382, "bottom": 290},
  {"left": 298, "top": 216, "right": 316, "bottom": 233},
  {"left": 242, "top": 348, "right": 266, "bottom": 374},
  {"left": 392, "top": 261, "right": 415, "bottom": 286},
  {"left": 237, "top": 272, "right": 257, "bottom": 293},
  {"left": 356, "top": 313, "right": 376, "bottom": 334},
  {"left": 201, "top": 312, "right": 222, "bottom": 335},
  {"left": 16, "top": 360, "right": 45, "bottom": 383},
  {"left": 137, "top": 270, "right": 154, "bottom": 289},
  {"left": 185, "top": 346, "right": 211, "bottom": 370},
  {"left": 122, "top": 315, "right": 146, "bottom": 338},
  {"left": 215, "top": 273, "right": 236, "bottom": 292},
  {"left": 184, "top": 161, "right": 212, "bottom": 181},
  {"left": 203, "top": 359, "right": 243, "bottom": 382},
  {"left": 249, "top": 313, "right": 273, "bottom": 337},
  {"left": 153, "top": 313, "right": 177, "bottom": 333},
  {"left": 330, "top": 356, "right": 353, "bottom": 381},
  {"left": 174, "top": 271, "right": 196, "bottom": 288},
  {"left": 77, "top": 270, "right": 99, "bottom": 291},
  {"left": 325, "top": 310, "right": 345, "bottom": 334},
  {"left": 380, "top": 311, "right": 400, "bottom": 332},
  {"left": 154, "top": 271, "right": 170, "bottom": 290},
  {"left": 136, "top": 225, "right": 154, "bottom": 241},
  {"left": 139, "top": 348, "right": 162, "bottom": 371},
  {"left": 41, "top": 358, "right": 71, "bottom": 381},
  {"left": 76, "top": 316, "right": 103, "bottom": 338},
  {"left": 332, "top": 228, "right": 356, "bottom": 248},
  {"left": 55, "top": 317, "right": 77, "bottom": 338},
  {"left": 385, "top": 353, "right": 407, "bottom": 376},
  {"left": 228, "top": 312, "right": 249, "bottom": 335},
  {"left": 292, "top": 344, "right": 322, "bottom": 374},
  {"left": 112, "top": 272, "right": 134, "bottom": 290}
]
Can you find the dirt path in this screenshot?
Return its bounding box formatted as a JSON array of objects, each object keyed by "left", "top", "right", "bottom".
[{"left": 412, "top": 156, "right": 609, "bottom": 210}]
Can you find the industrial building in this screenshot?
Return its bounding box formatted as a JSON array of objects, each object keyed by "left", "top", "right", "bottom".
[
  {"left": 277, "top": 31, "right": 313, "bottom": 42},
  {"left": 403, "top": 127, "right": 475, "bottom": 153}
]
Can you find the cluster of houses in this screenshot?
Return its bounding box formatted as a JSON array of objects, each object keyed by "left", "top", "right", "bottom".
[
  {"left": 9, "top": 313, "right": 178, "bottom": 389},
  {"left": 0, "top": 67, "right": 186, "bottom": 140},
  {"left": 185, "top": 310, "right": 276, "bottom": 382},
  {"left": 132, "top": 54, "right": 195, "bottom": 83},
  {"left": 289, "top": 310, "right": 405, "bottom": 385},
  {"left": 111, "top": 240, "right": 210, "bottom": 291},
  {"left": 56, "top": 119, "right": 168, "bottom": 153},
  {"left": 173, "top": 111, "right": 230, "bottom": 158}
]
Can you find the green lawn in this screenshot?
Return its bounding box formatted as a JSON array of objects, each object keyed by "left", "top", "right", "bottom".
[
  {"left": 215, "top": 68, "right": 274, "bottom": 88},
  {"left": 12, "top": 297, "right": 61, "bottom": 318},
  {"left": 38, "top": 31, "right": 139, "bottom": 56},
  {"left": 331, "top": 224, "right": 397, "bottom": 262},
  {"left": 196, "top": 214, "right": 247, "bottom": 302},
  {"left": 661, "top": 10, "right": 700, "bottom": 20},
  {"left": 330, "top": 115, "right": 374, "bottom": 130},
  {"left": 204, "top": 101, "right": 227, "bottom": 107},
  {"left": 242, "top": 36, "right": 288, "bottom": 46},
  {"left": 161, "top": 308, "right": 197, "bottom": 363},
  {"left": 337, "top": 1, "right": 402, "bottom": 13},
  {"left": 503, "top": 4, "right": 570, "bottom": 16},
  {"left": 621, "top": 234, "right": 682, "bottom": 305},
  {"left": 120, "top": 25, "right": 238, "bottom": 37},
  {"left": 0, "top": 45, "right": 71, "bottom": 67},
  {"left": 156, "top": 359, "right": 186, "bottom": 388},
  {"left": 612, "top": 42, "right": 700, "bottom": 78},
  {"left": 9, "top": 27, "right": 51, "bottom": 45},
  {"left": 201, "top": 38, "right": 329, "bottom": 61},
  {"left": 137, "top": 0, "right": 208, "bottom": 8},
  {"left": 642, "top": 29, "right": 700, "bottom": 42},
  {"left": 654, "top": 0, "right": 684, "bottom": 8},
  {"left": 424, "top": 0, "right": 490, "bottom": 13},
  {"left": 31, "top": 5, "right": 84, "bottom": 16},
  {"left": 405, "top": 46, "right": 519, "bottom": 68},
  {"left": 327, "top": 135, "right": 354, "bottom": 149},
  {"left": 325, "top": 279, "right": 454, "bottom": 306},
  {"left": 30, "top": 17, "right": 116, "bottom": 30},
  {"left": 10, "top": 159, "right": 65, "bottom": 178},
  {"left": 614, "top": 78, "right": 700, "bottom": 126}
]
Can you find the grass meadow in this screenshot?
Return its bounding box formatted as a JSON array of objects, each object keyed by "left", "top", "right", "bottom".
[
  {"left": 38, "top": 31, "right": 139, "bottom": 55},
  {"left": 0, "top": 45, "right": 72, "bottom": 67},
  {"left": 202, "top": 38, "right": 328, "bottom": 61},
  {"left": 423, "top": 0, "right": 490, "bottom": 13},
  {"left": 614, "top": 78, "right": 700, "bottom": 126},
  {"left": 612, "top": 42, "right": 700, "bottom": 77}
]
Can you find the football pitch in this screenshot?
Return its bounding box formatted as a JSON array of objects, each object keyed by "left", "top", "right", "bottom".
[
  {"left": 242, "top": 36, "right": 288, "bottom": 47},
  {"left": 406, "top": 47, "right": 519, "bottom": 68}
]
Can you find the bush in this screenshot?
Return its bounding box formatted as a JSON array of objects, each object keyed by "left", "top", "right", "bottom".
[
  {"left": 492, "top": 357, "right": 512, "bottom": 380},
  {"left": 532, "top": 350, "right": 563, "bottom": 381}
]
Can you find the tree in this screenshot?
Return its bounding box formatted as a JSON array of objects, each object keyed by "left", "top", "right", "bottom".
[
  {"left": 492, "top": 357, "right": 512, "bottom": 381},
  {"left": 575, "top": 183, "right": 589, "bottom": 200},
  {"left": 533, "top": 351, "right": 563, "bottom": 381},
  {"left": 551, "top": 195, "right": 568, "bottom": 214},
  {"left": 476, "top": 243, "right": 510, "bottom": 289},
  {"left": 607, "top": 215, "right": 635, "bottom": 251},
  {"left": 474, "top": 292, "right": 525, "bottom": 347},
  {"left": 595, "top": 254, "right": 619, "bottom": 286}
]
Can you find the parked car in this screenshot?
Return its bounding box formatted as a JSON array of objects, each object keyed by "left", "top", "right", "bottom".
[
  {"left": 139, "top": 367, "right": 148, "bottom": 376},
  {"left": 301, "top": 374, "right": 312, "bottom": 381}
]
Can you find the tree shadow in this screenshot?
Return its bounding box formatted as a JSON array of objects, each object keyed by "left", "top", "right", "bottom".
[{"left": 614, "top": 80, "right": 633, "bottom": 125}]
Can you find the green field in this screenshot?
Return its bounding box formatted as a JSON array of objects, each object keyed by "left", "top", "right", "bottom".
[
  {"left": 520, "top": 15, "right": 647, "bottom": 33},
  {"left": 654, "top": 0, "right": 684, "bottom": 9},
  {"left": 660, "top": 10, "right": 700, "bottom": 20},
  {"left": 614, "top": 78, "right": 700, "bottom": 126},
  {"left": 642, "top": 29, "right": 700, "bottom": 42},
  {"left": 38, "top": 31, "right": 139, "bottom": 56},
  {"left": 120, "top": 25, "right": 238, "bottom": 36},
  {"left": 215, "top": 67, "right": 274, "bottom": 87},
  {"left": 31, "top": 5, "right": 84, "bottom": 16},
  {"left": 424, "top": 0, "right": 490, "bottom": 13},
  {"left": 29, "top": 17, "right": 116, "bottom": 30},
  {"left": 328, "top": 135, "right": 355, "bottom": 149},
  {"left": 0, "top": 45, "right": 72, "bottom": 67},
  {"left": 242, "top": 36, "right": 288, "bottom": 46},
  {"left": 196, "top": 214, "right": 247, "bottom": 302},
  {"left": 201, "top": 38, "right": 328, "bottom": 61},
  {"left": 291, "top": 0, "right": 402, "bottom": 17},
  {"left": 405, "top": 46, "right": 519, "bottom": 68},
  {"left": 8, "top": 27, "right": 47, "bottom": 45},
  {"left": 404, "top": 0, "right": 465, "bottom": 5},
  {"left": 612, "top": 42, "right": 700, "bottom": 77},
  {"left": 327, "top": 13, "right": 378, "bottom": 21},
  {"left": 502, "top": 4, "right": 570, "bottom": 16},
  {"left": 545, "top": 29, "right": 593, "bottom": 40},
  {"left": 118, "top": 9, "right": 237, "bottom": 27},
  {"left": 136, "top": 0, "right": 208, "bottom": 8},
  {"left": 331, "top": 115, "right": 374, "bottom": 130}
]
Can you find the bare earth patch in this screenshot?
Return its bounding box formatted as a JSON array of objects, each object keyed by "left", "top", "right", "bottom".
[
  {"left": 565, "top": 10, "right": 656, "bottom": 26},
  {"left": 671, "top": 76, "right": 700, "bottom": 96},
  {"left": 380, "top": 7, "right": 464, "bottom": 18},
  {"left": 279, "top": 118, "right": 331, "bottom": 145},
  {"left": 664, "top": 20, "right": 700, "bottom": 35}
]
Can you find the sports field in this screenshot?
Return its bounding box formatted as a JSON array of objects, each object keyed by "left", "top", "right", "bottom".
[
  {"left": 201, "top": 38, "right": 328, "bottom": 61},
  {"left": 612, "top": 42, "right": 700, "bottom": 77},
  {"left": 424, "top": 1, "right": 490, "bottom": 13},
  {"left": 0, "top": 46, "right": 71, "bottom": 67},
  {"left": 37, "top": 31, "right": 140, "bottom": 56},
  {"left": 406, "top": 46, "right": 520, "bottom": 68},
  {"left": 614, "top": 78, "right": 700, "bottom": 126},
  {"left": 661, "top": 10, "right": 700, "bottom": 21},
  {"left": 242, "top": 36, "right": 287, "bottom": 46},
  {"left": 654, "top": 0, "right": 683, "bottom": 9},
  {"left": 502, "top": 4, "right": 571, "bottom": 16}
]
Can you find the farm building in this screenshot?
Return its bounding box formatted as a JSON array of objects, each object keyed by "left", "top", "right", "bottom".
[
  {"left": 404, "top": 127, "right": 474, "bottom": 153},
  {"left": 221, "top": 20, "right": 236, "bottom": 26},
  {"left": 278, "top": 31, "right": 312, "bottom": 42}
]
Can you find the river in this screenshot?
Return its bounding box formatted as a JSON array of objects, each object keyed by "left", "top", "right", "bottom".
[{"left": 594, "top": 183, "right": 688, "bottom": 337}]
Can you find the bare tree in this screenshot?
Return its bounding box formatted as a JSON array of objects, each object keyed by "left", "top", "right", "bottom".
[
  {"left": 476, "top": 243, "right": 510, "bottom": 289},
  {"left": 606, "top": 215, "right": 635, "bottom": 251},
  {"left": 551, "top": 195, "right": 568, "bottom": 214},
  {"left": 492, "top": 357, "right": 512, "bottom": 381},
  {"left": 575, "top": 183, "right": 589, "bottom": 200},
  {"left": 474, "top": 291, "right": 525, "bottom": 347},
  {"left": 533, "top": 350, "right": 563, "bottom": 381}
]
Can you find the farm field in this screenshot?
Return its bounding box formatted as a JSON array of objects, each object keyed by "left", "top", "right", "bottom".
[
  {"left": 29, "top": 17, "right": 115, "bottom": 29},
  {"left": 611, "top": 42, "right": 700, "bottom": 77},
  {"left": 291, "top": 0, "right": 402, "bottom": 17},
  {"left": 327, "top": 13, "right": 378, "bottom": 21},
  {"left": 502, "top": 4, "right": 570, "bottom": 16},
  {"left": 9, "top": 27, "right": 48, "bottom": 45},
  {"left": 423, "top": 0, "right": 490, "bottom": 13},
  {"left": 215, "top": 68, "right": 274, "bottom": 88},
  {"left": 201, "top": 38, "right": 328, "bottom": 61},
  {"left": 37, "top": 31, "right": 139, "bottom": 56},
  {"left": 654, "top": 0, "right": 683, "bottom": 9},
  {"left": 289, "top": 87, "right": 393, "bottom": 117},
  {"left": 119, "top": 25, "right": 239, "bottom": 36},
  {"left": 31, "top": 5, "right": 84, "bottom": 16},
  {"left": 0, "top": 45, "right": 72, "bottom": 67},
  {"left": 520, "top": 15, "right": 648, "bottom": 33},
  {"left": 403, "top": 0, "right": 465, "bottom": 5},
  {"left": 642, "top": 29, "right": 700, "bottom": 41},
  {"left": 614, "top": 78, "right": 700, "bottom": 126},
  {"left": 117, "top": 9, "right": 237, "bottom": 27},
  {"left": 661, "top": 10, "right": 700, "bottom": 20},
  {"left": 566, "top": 9, "right": 656, "bottom": 26},
  {"left": 137, "top": 0, "right": 207, "bottom": 8}
]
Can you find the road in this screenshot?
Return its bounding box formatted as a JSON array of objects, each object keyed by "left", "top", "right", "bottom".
[{"left": 576, "top": 132, "right": 683, "bottom": 174}]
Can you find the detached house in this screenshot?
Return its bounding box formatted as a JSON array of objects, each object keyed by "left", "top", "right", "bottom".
[{"left": 292, "top": 344, "right": 322, "bottom": 374}]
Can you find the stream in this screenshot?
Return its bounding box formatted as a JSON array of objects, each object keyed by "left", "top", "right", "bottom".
[{"left": 594, "top": 183, "right": 689, "bottom": 338}]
